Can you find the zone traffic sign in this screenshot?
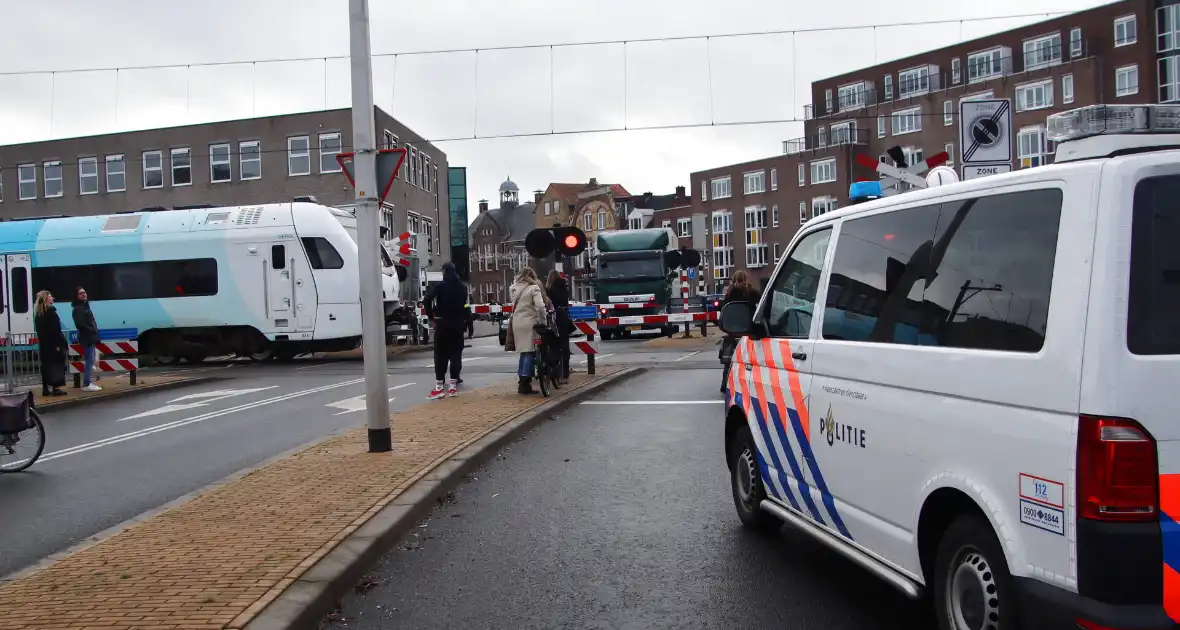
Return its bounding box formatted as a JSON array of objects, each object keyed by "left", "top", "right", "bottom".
[{"left": 959, "top": 99, "right": 1013, "bottom": 165}]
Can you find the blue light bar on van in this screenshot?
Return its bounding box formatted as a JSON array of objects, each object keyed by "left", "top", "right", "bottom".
[
  {"left": 849, "top": 180, "right": 883, "bottom": 204},
  {"left": 1047, "top": 104, "right": 1180, "bottom": 143}
]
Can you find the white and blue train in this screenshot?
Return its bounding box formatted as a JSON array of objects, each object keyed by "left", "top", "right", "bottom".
[{"left": 0, "top": 201, "right": 383, "bottom": 362}]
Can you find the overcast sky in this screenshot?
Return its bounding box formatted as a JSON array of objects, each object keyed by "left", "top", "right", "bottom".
[{"left": 0, "top": 0, "right": 1109, "bottom": 218}]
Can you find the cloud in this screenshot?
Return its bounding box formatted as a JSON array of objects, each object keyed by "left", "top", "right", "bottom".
[{"left": 0, "top": 0, "right": 1108, "bottom": 220}]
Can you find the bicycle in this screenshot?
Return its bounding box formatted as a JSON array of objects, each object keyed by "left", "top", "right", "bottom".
[
  {"left": 0, "top": 392, "right": 46, "bottom": 473},
  {"left": 533, "top": 314, "right": 566, "bottom": 398}
]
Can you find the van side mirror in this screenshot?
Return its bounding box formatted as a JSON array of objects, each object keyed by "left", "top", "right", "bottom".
[{"left": 719, "top": 301, "right": 755, "bottom": 335}]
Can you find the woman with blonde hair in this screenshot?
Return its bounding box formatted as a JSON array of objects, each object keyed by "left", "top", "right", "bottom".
[
  {"left": 33, "top": 290, "right": 68, "bottom": 397},
  {"left": 506, "top": 267, "right": 548, "bottom": 394}
]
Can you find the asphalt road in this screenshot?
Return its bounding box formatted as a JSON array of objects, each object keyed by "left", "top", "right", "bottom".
[
  {"left": 327, "top": 368, "right": 932, "bottom": 630},
  {"left": 0, "top": 333, "right": 715, "bottom": 579}
]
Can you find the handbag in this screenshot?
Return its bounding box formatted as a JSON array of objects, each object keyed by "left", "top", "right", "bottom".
[
  {"left": 503, "top": 289, "right": 526, "bottom": 352},
  {"left": 0, "top": 391, "right": 34, "bottom": 434}
]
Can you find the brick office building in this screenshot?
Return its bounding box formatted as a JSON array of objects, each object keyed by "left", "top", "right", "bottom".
[{"left": 693, "top": 0, "right": 1165, "bottom": 291}]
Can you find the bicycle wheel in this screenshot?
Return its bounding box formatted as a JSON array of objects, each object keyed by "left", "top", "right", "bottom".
[
  {"left": 0, "top": 409, "right": 46, "bottom": 473},
  {"left": 535, "top": 348, "right": 552, "bottom": 397}
]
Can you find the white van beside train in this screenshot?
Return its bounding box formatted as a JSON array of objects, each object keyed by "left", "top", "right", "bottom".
[{"left": 719, "top": 104, "right": 1180, "bottom": 629}]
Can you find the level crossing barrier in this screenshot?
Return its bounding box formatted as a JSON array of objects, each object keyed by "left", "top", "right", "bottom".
[{"left": 68, "top": 340, "right": 139, "bottom": 387}]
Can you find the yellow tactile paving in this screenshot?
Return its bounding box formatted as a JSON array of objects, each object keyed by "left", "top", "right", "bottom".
[{"left": 0, "top": 369, "right": 616, "bottom": 630}]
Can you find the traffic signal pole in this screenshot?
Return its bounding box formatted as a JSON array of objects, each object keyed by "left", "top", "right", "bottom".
[{"left": 348, "top": 0, "right": 391, "bottom": 453}]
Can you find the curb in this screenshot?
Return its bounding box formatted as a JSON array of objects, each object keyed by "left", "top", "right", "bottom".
[
  {"left": 33, "top": 376, "right": 216, "bottom": 413},
  {"left": 242, "top": 366, "right": 646, "bottom": 630}
]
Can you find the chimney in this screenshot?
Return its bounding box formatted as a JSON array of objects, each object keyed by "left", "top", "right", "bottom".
[
  {"left": 675, "top": 185, "right": 685, "bottom": 198},
  {"left": 589, "top": 177, "right": 598, "bottom": 187},
  {"left": 534, "top": 190, "right": 543, "bottom": 204},
  {"left": 478, "top": 199, "right": 489, "bottom": 213}
]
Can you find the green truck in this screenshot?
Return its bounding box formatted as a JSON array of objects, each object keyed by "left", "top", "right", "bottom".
[{"left": 594, "top": 227, "right": 682, "bottom": 340}]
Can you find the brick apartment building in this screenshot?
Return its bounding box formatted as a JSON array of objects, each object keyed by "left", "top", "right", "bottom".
[
  {"left": 692, "top": 0, "right": 1166, "bottom": 291},
  {"left": 0, "top": 107, "right": 451, "bottom": 272}
]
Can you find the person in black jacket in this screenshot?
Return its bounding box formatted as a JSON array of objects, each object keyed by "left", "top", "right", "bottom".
[
  {"left": 72, "top": 286, "right": 101, "bottom": 392},
  {"left": 720, "top": 270, "right": 761, "bottom": 393},
  {"left": 545, "top": 271, "right": 572, "bottom": 380},
  {"left": 33, "top": 290, "right": 67, "bottom": 397},
  {"left": 423, "top": 262, "right": 470, "bottom": 399}
]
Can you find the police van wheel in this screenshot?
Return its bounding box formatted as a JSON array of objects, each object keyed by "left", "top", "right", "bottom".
[
  {"left": 728, "top": 424, "right": 779, "bottom": 532},
  {"left": 933, "top": 514, "right": 1017, "bottom": 630}
]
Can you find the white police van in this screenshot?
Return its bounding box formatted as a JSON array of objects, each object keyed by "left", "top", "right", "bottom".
[{"left": 719, "top": 104, "right": 1180, "bottom": 629}]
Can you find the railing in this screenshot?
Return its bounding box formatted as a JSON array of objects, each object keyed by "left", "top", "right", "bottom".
[
  {"left": 783, "top": 127, "right": 870, "bottom": 155},
  {"left": 0, "top": 334, "right": 42, "bottom": 395}
]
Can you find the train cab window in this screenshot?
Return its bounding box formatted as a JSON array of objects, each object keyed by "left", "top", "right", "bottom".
[
  {"left": 302, "top": 237, "right": 344, "bottom": 270},
  {"left": 764, "top": 228, "right": 831, "bottom": 338},
  {"left": 10, "top": 267, "right": 28, "bottom": 314},
  {"left": 271, "top": 245, "right": 286, "bottom": 270}
]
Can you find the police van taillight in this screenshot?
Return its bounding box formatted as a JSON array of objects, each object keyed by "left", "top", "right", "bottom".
[{"left": 1076, "top": 415, "right": 1158, "bottom": 522}]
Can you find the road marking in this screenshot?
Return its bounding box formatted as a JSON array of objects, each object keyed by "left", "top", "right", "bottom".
[
  {"left": 117, "top": 387, "right": 279, "bottom": 421},
  {"left": 418, "top": 355, "right": 488, "bottom": 368},
  {"left": 326, "top": 383, "right": 416, "bottom": 415},
  {"left": 37, "top": 378, "right": 365, "bottom": 464},
  {"left": 294, "top": 362, "right": 334, "bottom": 371},
  {"left": 580, "top": 400, "right": 724, "bottom": 405},
  {"left": 674, "top": 351, "right": 702, "bottom": 362}
]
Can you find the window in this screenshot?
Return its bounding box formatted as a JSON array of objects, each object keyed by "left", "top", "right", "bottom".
[
  {"left": 271, "top": 245, "right": 286, "bottom": 270},
  {"left": 812, "top": 196, "right": 837, "bottom": 217},
  {"left": 877, "top": 116, "right": 886, "bottom": 138},
  {"left": 543, "top": 201, "right": 551, "bottom": 216},
  {"left": 301, "top": 237, "right": 344, "bottom": 269},
  {"left": 171, "top": 148, "right": 192, "bottom": 186},
  {"left": 1161, "top": 56, "right": 1180, "bottom": 102},
  {"left": 837, "top": 82, "right": 867, "bottom": 111},
  {"left": 32, "top": 258, "right": 219, "bottom": 301},
  {"left": 898, "top": 66, "right": 930, "bottom": 98},
  {"left": 743, "top": 170, "right": 765, "bottom": 194},
  {"left": 712, "top": 211, "right": 733, "bottom": 280},
  {"left": 1115, "top": 15, "right": 1137, "bottom": 47},
  {"left": 825, "top": 89, "right": 833, "bottom": 113},
  {"left": 209, "top": 144, "right": 231, "bottom": 183},
  {"left": 764, "top": 228, "right": 831, "bottom": 338},
  {"left": 1160, "top": 5, "right": 1180, "bottom": 53},
  {"left": 661, "top": 220, "right": 671, "bottom": 229},
  {"left": 950, "top": 58, "right": 962, "bottom": 84},
  {"left": 1128, "top": 175, "right": 1180, "bottom": 354},
  {"left": 677, "top": 218, "right": 691, "bottom": 237},
  {"left": 78, "top": 157, "right": 98, "bottom": 195},
  {"left": 319, "top": 133, "right": 342, "bottom": 173},
  {"left": 583, "top": 212, "right": 592, "bottom": 231},
  {"left": 240, "top": 141, "right": 261, "bottom": 180},
  {"left": 383, "top": 130, "right": 398, "bottom": 149},
  {"left": 1063, "top": 74, "right": 1075, "bottom": 104},
  {"left": 1116, "top": 65, "right": 1139, "bottom": 97},
  {"left": 422, "top": 156, "right": 431, "bottom": 191},
  {"left": 10, "top": 267, "right": 27, "bottom": 313},
  {"left": 43, "top": 161, "right": 62, "bottom": 198},
  {"left": 824, "top": 194, "right": 1048, "bottom": 349},
  {"left": 140, "top": 151, "right": 162, "bottom": 189},
  {"left": 773, "top": 243, "right": 781, "bottom": 263},
  {"left": 830, "top": 121, "right": 854, "bottom": 146},
  {"left": 943, "top": 100, "right": 953, "bottom": 126},
  {"left": 105, "top": 155, "right": 125, "bottom": 193},
  {"left": 1023, "top": 33, "right": 1062, "bottom": 70},
  {"left": 945, "top": 142, "right": 955, "bottom": 168},
  {"left": 770, "top": 168, "right": 777, "bottom": 191},
  {"left": 818, "top": 127, "right": 827, "bottom": 148},
  {"left": 597, "top": 210, "right": 606, "bottom": 231},
  {"left": 423, "top": 218, "right": 434, "bottom": 253},
  {"left": 892, "top": 106, "right": 922, "bottom": 135},
  {"left": 810, "top": 158, "right": 836, "bottom": 184},
  {"left": 18, "top": 164, "right": 35, "bottom": 200},
  {"left": 700, "top": 180, "right": 707, "bottom": 201},
  {"left": 798, "top": 201, "right": 808, "bottom": 223},
  {"left": 1016, "top": 79, "right": 1053, "bottom": 111},
  {"left": 628, "top": 217, "right": 642, "bottom": 230},
  {"left": 797, "top": 164, "right": 805, "bottom": 186},
  {"left": 883, "top": 74, "right": 893, "bottom": 101},
  {"left": 288, "top": 136, "right": 311, "bottom": 176},
  {"left": 772, "top": 204, "right": 779, "bottom": 227},
  {"left": 1070, "top": 28, "right": 1083, "bottom": 58},
  {"left": 710, "top": 176, "right": 731, "bottom": 199},
  {"left": 967, "top": 48, "right": 1004, "bottom": 83},
  {"left": 744, "top": 205, "right": 769, "bottom": 268},
  {"left": 1017, "top": 126, "right": 1048, "bottom": 168}
]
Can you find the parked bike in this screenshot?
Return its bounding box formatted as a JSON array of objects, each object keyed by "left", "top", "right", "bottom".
[{"left": 0, "top": 391, "right": 46, "bottom": 473}]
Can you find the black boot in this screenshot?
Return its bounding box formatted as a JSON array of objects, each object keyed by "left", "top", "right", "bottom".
[{"left": 518, "top": 376, "right": 536, "bottom": 394}]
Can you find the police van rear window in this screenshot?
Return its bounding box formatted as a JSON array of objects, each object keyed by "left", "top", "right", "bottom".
[{"left": 1129, "top": 175, "right": 1180, "bottom": 354}]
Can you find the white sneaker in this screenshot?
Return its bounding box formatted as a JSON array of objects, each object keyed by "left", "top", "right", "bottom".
[{"left": 83, "top": 384, "right": 102, "bottom": 392}]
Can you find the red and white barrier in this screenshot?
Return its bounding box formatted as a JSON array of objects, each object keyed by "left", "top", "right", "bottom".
[
  {"left": 599, "top": 312, "right": 717, "bottom": 327},
  {"left": 69, "top": 358, "right": 139, "bottom": 374},
  {"left": 68, "top": 341, "right": 138, "bottom": 356}
]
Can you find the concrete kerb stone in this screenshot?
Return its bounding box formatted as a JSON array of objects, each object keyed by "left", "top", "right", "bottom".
[
  {"left": 33, "top": 375, "right": 216, "bottom": 413},
  {"left": 240, "top": 366, "right": 646, "bottom": 630}
]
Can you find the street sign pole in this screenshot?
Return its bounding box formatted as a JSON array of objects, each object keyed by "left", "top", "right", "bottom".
[{"left": 348, "top": 0, "right": 391, "bottom": 453}]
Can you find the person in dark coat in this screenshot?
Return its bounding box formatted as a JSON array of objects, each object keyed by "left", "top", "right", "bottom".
[
  {"left": 33, "top": 290, "right": 68, "bottom": 397},
  {"left": 545, "top": 270, "right": 572, "bottom": 381},
  {"left": 72, "top": 286, "right": 101, "bottom": 392},
  {"left": 719, "top": 270, "right": 762, "bottom": 393},
  {"left": 422, "top": 262, "right": 471, "bottom": 399}
]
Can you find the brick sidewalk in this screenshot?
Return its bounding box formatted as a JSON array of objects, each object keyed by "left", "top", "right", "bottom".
[{"left": 0, "top": 370, "right": 617, "bottom": 630}]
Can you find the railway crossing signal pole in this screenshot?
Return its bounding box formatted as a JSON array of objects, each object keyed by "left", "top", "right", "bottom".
[{"left": 348, "top": 0, "right": 392, "bottom": 453}]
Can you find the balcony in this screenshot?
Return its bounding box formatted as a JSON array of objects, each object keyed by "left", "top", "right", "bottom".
[
  {"left": 783, "top": 127, "right": 870, "bottom": 155},
  {"left": 834, "top": 85, "right": 879, "bottom": 113}
]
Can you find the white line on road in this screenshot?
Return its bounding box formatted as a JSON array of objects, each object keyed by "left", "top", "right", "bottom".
[
  {"left": 37, "top": 378, "right": 366, "bottom": 464},
  {"left": 419, "top": 355, "right": 488, "bottom": 368},
  {"left": 674, "top": 351, "right": 702, "bottom": 362},
  {"left": 327, "top": 383, "right": 416, "bottom": 415},
  {"left": 117, "top": 386, "right": 279, "bottom": 422},
  {"left": 580, "top": 400, "right": 724, "bottom": 405}
]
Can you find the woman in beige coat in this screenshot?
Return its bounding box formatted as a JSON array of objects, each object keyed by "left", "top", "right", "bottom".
[{"left": 507, "top": 267, "right": 549, "bottom": 394}]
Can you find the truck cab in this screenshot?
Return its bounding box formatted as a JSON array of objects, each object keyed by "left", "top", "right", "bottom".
[{"left": 594, "top": 227, "right": 679, "bottom": 340}]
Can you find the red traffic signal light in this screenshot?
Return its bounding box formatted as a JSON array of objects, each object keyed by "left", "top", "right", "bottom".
[
  {"left": 524, "top": 226, "right": 587, "bottom": 258},
  {"left": 554, "top": 226, "right": 587, "bottom": 256},
  {"left": 563, "top": 234, "right": 579, "bottom": 249}
]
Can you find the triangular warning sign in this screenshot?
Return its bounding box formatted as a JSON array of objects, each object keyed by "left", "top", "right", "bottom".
[{"left": 336, "top": 153, "right": 356, "bottom": 187}]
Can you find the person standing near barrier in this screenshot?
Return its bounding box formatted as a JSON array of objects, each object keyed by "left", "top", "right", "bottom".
[
  {"left": 506, "top": 267, "right": 548, "bottom": 395},
  {"left": 423, "top": 262, "right": 469, "bottom": 400},
  {"left": 72, "top": 286, "right": 101, "bottom": 392},
  {"left": 33, "top": 291, "right": 67, "bottom": 397},
  {"left": 545, "top": 270, "right": 572, "bottom": 381},
  {"left": 719, "top": 270, "right": 761, "bottom": 393}
]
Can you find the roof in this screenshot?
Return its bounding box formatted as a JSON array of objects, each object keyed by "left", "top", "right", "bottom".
[
  {"left": 476, "top": 202, "right": 537, "bottom": 242},
  {"left": 499, "top": 177, "right": 519, "bottom": 193},
  {"left": 624, "top": 192, "right": 686, "bottom": 212}
]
